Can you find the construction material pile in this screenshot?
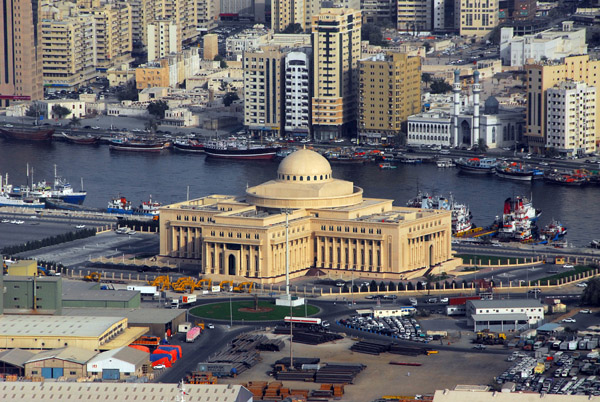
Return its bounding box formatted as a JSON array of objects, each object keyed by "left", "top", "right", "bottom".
[
  {"left": 244, "top": 381, "right": 345, "bottom": 401},
  {"left": 273, "top": 360, "right": 365, "bottom": 384},
  {"left": 350, "top": 339, "right": 430, "bottom": 356},
  {"left": 206, "top": 334, "right": 271, "bottom": 376},
  {"left": 273, "top": 327, "right": 343, "bottom": 345},
  {"left": 257, "top": 338, "right": 285, "bottom": 351}
]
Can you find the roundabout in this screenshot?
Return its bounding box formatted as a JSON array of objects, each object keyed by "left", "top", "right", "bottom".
[{"left": 189, "top": 299, "right": 320, "bottom": 321}]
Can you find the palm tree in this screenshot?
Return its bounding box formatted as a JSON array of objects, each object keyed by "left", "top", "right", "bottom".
[{"left": 69, "top": 115, "right": 81, "bottom": 129}]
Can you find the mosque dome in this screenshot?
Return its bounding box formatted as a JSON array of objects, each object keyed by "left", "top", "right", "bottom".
[
  {"left": 484, "top": 96, "right": 499, "bottom": 114},
  {"left": 277, "top": 148, "right": 332, "bottom": 182},
  {"left": 246, "top": 148, "right": 363, "bottom": 209}
]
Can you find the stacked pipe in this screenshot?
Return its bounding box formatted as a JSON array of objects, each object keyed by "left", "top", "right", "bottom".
[
  {"left": 350, "top": 339, "right": 392, "bottom": 355},
  {"left": 314, "top": 363, "right": 365, "bottom": 384},
  {"left": 389, "top": 344, "right": 427, "bottom": 356}
]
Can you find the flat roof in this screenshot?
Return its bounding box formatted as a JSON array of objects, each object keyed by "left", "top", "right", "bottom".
[
  {"left": 0, "top": 315, "right": 126, "bottom": 337},
  {"left": 63, "top": 307, "right": 184, "bottom": 324},
  {"left": 468, "top": 299, "right": 543, "bottom": 309},
  {"left": 0, "top": 383, "right": 252, "bottom": 402},
  {"left": 62, "top": 289, "right": 139, "bottom": 302},
  {"left": 471, "top": 313, "right": 529, "bottom": 321}
]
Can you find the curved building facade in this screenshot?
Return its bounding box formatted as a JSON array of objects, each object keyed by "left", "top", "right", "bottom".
[{"left": 159, "top": 149, "right": 459, "bottom": 283}]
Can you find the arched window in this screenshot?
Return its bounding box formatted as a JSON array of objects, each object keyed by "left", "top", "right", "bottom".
[
  {"left": 300, "top": 176, "right": 304, "bottom": 181},
  {"left": 293, "top": 176, "right": 297, "bottom": 181}
]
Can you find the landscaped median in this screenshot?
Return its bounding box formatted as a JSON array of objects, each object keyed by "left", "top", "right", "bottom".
[
  {"left": 536, "top": 265, "right": 597, "bottom": 286},
  {"left": 189, "top": 299, "right": 319, "bottom": 321}
]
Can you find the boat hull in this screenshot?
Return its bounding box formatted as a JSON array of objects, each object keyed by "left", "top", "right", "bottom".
[
  {"left": 0, "top": 128, "right": 54, "bottom": 141},
  {"left": 495, "top": 170, "right": 534, "bottom": 181},
  {"left": 174, "top": 143, "right": 205, "bottom": 153},
  {"left": 59, "top": 193, "right": 86, "bottom": 205},
  {"left": 204, "top": 146, "right": 278, "bottom": 160},
  {"left": 457, "top": 165, "right": 494, "bottom": 174},
  {"left": 109, "top": 143, "right": 167, "bottom": 152},
  {"left": 0, "top": 196, "right": 44, "bottom": 208}
]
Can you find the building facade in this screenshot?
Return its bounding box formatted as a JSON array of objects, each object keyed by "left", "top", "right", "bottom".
[
  {"left": 243, "top": 46, "right": 285, "bottom": 137},
  {"left": 546, "top": 81, "right": 596, "bottom": 156},
  {"left": 203, "top": 34, "right": 219, "bottom": 60},
  {"left": 358, "top": 52, "right": 421, "bottom": 143},
  {"left": 147, "top": 20, "right": 180, "bottom": 62},
  {"left": 455, "top": 0, "right": 498, "bottom": 37},
  {"left": 361, "top": 0, "right": 395, "bottom": 24},
  {"left": 87, "top": 2, "right": 133, "bottom": 71},
  {"left": 284, "top": 51, "right": 311, "bottom": 137},
  {"left": 396, "top": 0, "right": 431, "bottom": 33},
  {"left": 500, "top": 22, "right": 587, "bottom": 67},
  {"left": 0, "top": 0, "right": 43, "bottom": 106},
  {"left": 159, "top": 149, "right": 459, "bottom": 283},
  {"left": 311, "top": 8, "right": 362, "bottom": 140},
  {"left": 272, "top": 0, "right": 306, "bottom": 33},
  {"left": 466, "top": 299, "right": 545, "bottom": 331},
  {"left": 525, "top": 55, "right": 600, "bottom": 152}
]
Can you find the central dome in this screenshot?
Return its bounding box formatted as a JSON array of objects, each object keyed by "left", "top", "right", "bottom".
[{"left": 277, "top": 149, "right": 332, "bottom": 182}]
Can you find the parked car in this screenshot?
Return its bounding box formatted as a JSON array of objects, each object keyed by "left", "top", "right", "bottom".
[
  {"left": 580, "top": 309, "right": 592, "bottom": 314},
  {"left": 561, "top": 318, "right": 576, "bottom": 323},
  {"left": 563, "top": 264, "right": 574, "bottom": 269}
]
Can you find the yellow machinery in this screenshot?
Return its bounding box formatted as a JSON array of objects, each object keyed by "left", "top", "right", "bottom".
[
  {"left": 233, "top": 282, "right": 254, "bottom": 293},
  {"left": 219, "top": 280, "right": 233, "bottom": 291},
  {"left": 196, "top": 278, "right": 212, "bottom": 291},
  {"left": 84, "top": 272, "right": 101, "bottom": 282},
  {"left": 148, "top": 275, "right": 171, "bottom": 292}
]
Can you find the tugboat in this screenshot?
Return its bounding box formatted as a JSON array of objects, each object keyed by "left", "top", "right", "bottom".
[
  {"left": 173, "top": 138, "right": 204, "bottom": 153},
  {"left": 407, "top": 192, "right": 473, "bottom": 234},
  {"left": 495, "top": 196, "right": 541, "bottom": 241},
  {"left": 455, "top": 157, "right": 497, "bottom": 174},
  {"left": 540, "top": 219, "right": 567, "bottom": 240},
  {"left": 107, "top": 196, "right": 161, "bottom": 216}
]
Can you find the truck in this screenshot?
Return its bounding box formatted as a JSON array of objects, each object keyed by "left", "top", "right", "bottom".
[
  {"left": 178, "top": 322, "right": 192, "bottom": 333},
  {"left": 127, "top": 285, "right": 160, "bottom": 298},
  {"left": 186, "top": 326, "right": 201, "bottom": 342},
  {"left": 171, "top": 294, "right": 197, "bottom": 309},
  {"left": 284, "top": 316, "right": 330, "bottom": 328}
]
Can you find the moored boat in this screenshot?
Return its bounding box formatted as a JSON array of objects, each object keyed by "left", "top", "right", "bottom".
[
  {"left": 543, "top": 170, "right": 588, "bottom": 186},
  {"left": 63, "top": 133, "right": 100, "bottom": 145},
  {"left": 495, "top": 162, "right": 534, "bottom": 181},
  {"left": 540, "top": 219, "right": 567, "bottom": 240},
  {"left": 455, "top": 157, "right": 497, "bottom": 174},
  {"left": 407, "top": 191, "right": 473, "bottom": 234},
  {"left": 436, "top": 158, "right": 455, "bottom": 168},
  {"left": 378, "top": 162, "right": 397, "bottom": 169},
  {"left": 107, "top": 196, "right": 161, "bottom": 216},
  {"left": 0, "top": 127, "right": 54, "bottom": 141},
  {"left": 173, "top": 138, "right": 204, "bottom": 153},
  {"left": 203, "top": 140, "right": 279, "bottom": 160},
  {"left": 109, "top": 137, "right": 169, "bottom": 152}
]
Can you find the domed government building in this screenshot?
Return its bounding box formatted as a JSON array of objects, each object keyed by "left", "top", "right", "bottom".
[{"left": 159, "top": 149, "right": 460, "bottom": 283}]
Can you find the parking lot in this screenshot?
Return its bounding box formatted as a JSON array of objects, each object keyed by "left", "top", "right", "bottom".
[{"left": 339, "top": 315, "right": 433, "bottom": 343}]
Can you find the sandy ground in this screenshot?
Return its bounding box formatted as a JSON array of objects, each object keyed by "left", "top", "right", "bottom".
[{"left": 219, "top": 333, "right": 513, "bottom": 401}]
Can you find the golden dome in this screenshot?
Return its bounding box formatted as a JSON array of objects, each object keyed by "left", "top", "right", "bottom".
[{"left": 276, "top": 148, "right": 332, "bottom": 182}]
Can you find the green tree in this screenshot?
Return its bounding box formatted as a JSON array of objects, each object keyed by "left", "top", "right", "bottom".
[
  {"left": 69, "top": 115, "right": 81, "bottom": 128},
  {"left": 223, "top": 92, "right": 239, "bottom": 107},
  {"left": 147, "top": 100, "right": 169, "bottom": 119},
  {"left": 214, "top": 54, "right": 227, "bottom": 68},
  {"left": 424, "top": 42, "right": 432, "bottom": 52},
  {"left": 282, "top": 23, "right": 303, "bottom": 34},
  {"left": 422, "top": 73, "right": 432, "bottom": 88},
  {"left": 430, "top": 79, "right": 453, "bottom": 94},
  {"left": 52, "top": 105, "right": 72, "bottom": 119},
  {"left": 117, "top": 82, "right": 138, "bottom": 101},
  {"left": 582, "top": 277, "right": 600, "bottom": 306},
  {"left": 26, "top": 101, "right": 46, "bottom": 119},
  {"left": 545, "top": 147, "right": 559, "bottom": 158},
  {"left": 361, "top": 23, "right": 385, "bottom": 46},
  {"left": 144, "top": 118, "right": 158, "bottom": 133},
  {"left": 476, "top": 138, "right": 488, "bottom": 153}
]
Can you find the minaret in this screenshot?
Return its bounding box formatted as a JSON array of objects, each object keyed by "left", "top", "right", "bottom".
[
  {"left": 473, "top": 70, "right": 481, "bottom": 146},
  {"left": 452, "top": 69, "right": 461, "bottom": 147}
]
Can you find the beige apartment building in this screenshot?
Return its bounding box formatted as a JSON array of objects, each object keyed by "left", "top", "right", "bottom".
[
  {"left": 311, "top": 8, "right": 362, "bottom": 141},
  {"left": 147, "top": 19, "right": 181, "bottom": 62},
  {"left": 40, "top": 3, "right": 97, "bottom": 90},
  {"left": 87, "top": 2, "right": 133, "bottom": 71},
  {"left": 397, "top": 0, "right": 431, "bottom": 32},
  {"left": 243, "top": 46, "right": 285, "bottom": 137},
  {"left": 526, "top": 55, "right": 600, "bottom": 152},
  {"left": 142, "top": 0, "right": 199, "bottom": 48},
  {"left": 0, "top": 0, "right": 43, "bottom": 107},
  {"left": 159, "top": 149, "right": 459, "bottom": 283},
  {"left": 456, "top": 0, "right": 499, "bottom": 37},
  {"left": 272, "top": 0, "right": 306, "bottom": 33},
  {"left": 358, "top": 52, "right": 421, "bottom": 142},
  {"left": 203, "top": 34, "right": 219, "bottom": 60},
  {"left": 197, "top": 0, "right": 219, "bottom": 32}
]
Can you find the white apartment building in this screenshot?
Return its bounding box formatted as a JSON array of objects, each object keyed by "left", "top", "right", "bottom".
[
  {"left": 226, "top": 28, "right": 272, "bottom": 59},
  {"left": 147, "top": 20, "right": 180, "bottom": 62},
  {"left": 466, "top": 299, "right": 544, "bottom": 332},
  {"left": 284, "top": 52, "right": 310, "bottom": 137},
  {"left": 546, "top": 81, "right": 597, "bottom": 156},
  {"left": 500, "top": 22, "right": 587, "bottom": 67}
]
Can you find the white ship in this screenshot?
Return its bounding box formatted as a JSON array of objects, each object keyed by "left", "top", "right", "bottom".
[{"left": 407, "top": 192, "right": 473, "bottom": 234}]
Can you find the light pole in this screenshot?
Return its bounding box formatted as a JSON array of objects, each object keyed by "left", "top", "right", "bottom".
[
  {"left": 284, "top": 209, "right": 293, "bottom": 369},
  {"left": 229, "top": 295, "right": 233, "bottom": 327}
]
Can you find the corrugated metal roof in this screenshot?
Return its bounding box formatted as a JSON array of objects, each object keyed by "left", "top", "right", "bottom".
[
  {"left": 87, "top": 346, "right": 148, "bottom": 367},
  {"left": 468, "top": 299, "right": 544, "bottom": 309},
  {"left": 0, "top": 349, "right": 36, "bottom": 368},
  {"left": 471, "top": 313, "right": 529, "bottom": 321},
  {"left": 25, "top": 346, "right": 98, "bottom": 365},
  {"left": 63, "top": 307, "right": 184, "bottom": 324},
  {"left": 0, "top": 382, "right": 252, "bottom": 402},
  {"left": 0, "top": 315, "right": 126, "bottom": 337}
]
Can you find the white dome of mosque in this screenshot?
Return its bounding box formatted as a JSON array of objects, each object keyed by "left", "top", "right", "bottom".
[{"left": 276, "top": 148, "right": 333, "bottom": 182}]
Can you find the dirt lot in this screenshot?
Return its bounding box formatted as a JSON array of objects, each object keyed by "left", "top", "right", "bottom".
[{"left": 219, "top": 333, "right": 513, "bottom": 401}]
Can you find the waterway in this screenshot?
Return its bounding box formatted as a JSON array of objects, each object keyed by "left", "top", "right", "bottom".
[{"left": 0, "top": 141, "right": 598, "bottom": 246}]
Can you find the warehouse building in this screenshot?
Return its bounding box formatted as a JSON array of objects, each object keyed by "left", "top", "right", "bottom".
[
  {"left": 0, "top": 315, "right": 148, "bottom": 351},
  {"left": 24, "top": 347, "right": 97, "bottom": 379},
  {"left": 466, "top": 299, "right": 545, "bottom": 332},
  {"left": 5, "top": 260, "right": 38, "bottom": 276},
  {"left": 63, "top": 307, "right": 186, "bottom": 338},
  {"left": 0, "top": 349, "right": 35, "bottom": 376},
  {"left": 62, "top": 281, "right": 141, "bottom": 309},
  {"left": 0, "top": 382, "right": 253, "bottom": 401},
  {"left": 86, "top": 346, "right": 150, "bottom": 380},
  {"left": 2, "top": 275, "right": 62, "bottom": 315}
]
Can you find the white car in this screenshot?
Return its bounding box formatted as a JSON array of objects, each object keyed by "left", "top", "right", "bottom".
[
  {"left": 1, "top": 219, "right": 9, "bottom": 223},
  {"left": 576, "top": 282, "right": 588, "bottom": 288},
  {"left": 75, "top": 224, "right": 86, "bottom": 229},
  {"left": 206, "top": 323, "right": 215, "bottom": 329},
  {"left": 4, "top": 124, "right": 13, "bottom": 127},
  {"left": 440, "top": 297, "right": 449, "bottom": 303},
  {"left": 562, "top": 318, "right": 576, "bottom": 323},
  {"left": 580, "top": 309, "right": 592, "bottom": 314},
  {"left": 153, "top": 364, "right": 166, "bottom": 370},
  {"left": 563, "top": 264, "right": 574, "bottom": 269}
]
